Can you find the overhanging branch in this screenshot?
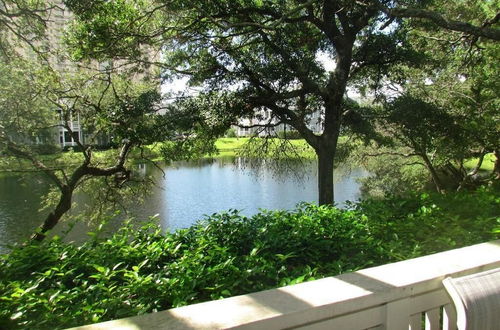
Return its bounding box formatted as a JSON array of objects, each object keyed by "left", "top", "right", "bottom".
[{"left": 384, "top": 7, "right": 500, "bottom": 41}]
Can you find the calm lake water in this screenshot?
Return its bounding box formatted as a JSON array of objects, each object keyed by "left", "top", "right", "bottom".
[{"left": 0, "top": 158, "right": 367, "bottom": 253}]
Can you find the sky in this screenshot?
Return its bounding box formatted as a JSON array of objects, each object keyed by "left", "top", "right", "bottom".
[{"left": 161, "top": 50, "right": 363, "bottom": 100}]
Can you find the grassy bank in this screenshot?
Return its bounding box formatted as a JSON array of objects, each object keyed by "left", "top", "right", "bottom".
[
  {"left": 2, "top": 138, "right": 494, "bottom": 167},
  {"left": 133, "top": 137, "right": 316, "bottom": 161},
  {"left": 463, "top": 153, "right": 495, "bottom": 172},
  {"left": 213, "top": 137, "right": 316, "bottom": 158},
  {"left": 213, "top": 137, "right": 250, "bottom": 157},
  {"left": 1, "top": 187, "right": 498, "bottom": 329}
]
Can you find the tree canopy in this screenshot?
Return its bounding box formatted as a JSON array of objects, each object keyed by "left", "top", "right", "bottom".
[
  {"left": 63, "top": 0, "right": 499, "bottom": 204},
  {"left": 0, "top": 0, "right": 56, "bottom": 57},
  {"left": 1, "top": 0, "right": 241, "bottom": 239}
]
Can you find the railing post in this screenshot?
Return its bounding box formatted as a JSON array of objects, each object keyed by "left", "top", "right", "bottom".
[
  {"left": 385, "top": 299, "right": 410, "bottom": 330},
  {"left": 443, "top": 304, "right": 457, "bottom": 330},
  {"left": 425, "top": 308, "right": 440, "bottom": 330}
]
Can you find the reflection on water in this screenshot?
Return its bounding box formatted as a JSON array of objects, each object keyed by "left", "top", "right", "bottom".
[
  {"left": 0, "top": 175, "right": 51, "bottom": 251},
  {"left": 0, "top": 157, "right": 367, "bottom": 253}
]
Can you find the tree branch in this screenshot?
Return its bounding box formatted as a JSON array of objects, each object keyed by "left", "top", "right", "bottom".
[
  {"left": 384, "top": 7, "right": 500, "bottom": 41},
  {"left": 0, "top": 130, "right": 64, "bottom": 189}
]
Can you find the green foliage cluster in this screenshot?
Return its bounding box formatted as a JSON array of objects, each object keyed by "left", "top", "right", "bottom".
[
  {"left": 30, "top": 144, "right": 61, "bottom": 156},
  {"left": 0, "top": 0, "right": 50, "bottom": 57},
  {"left": 1, "top": 188, "right": 498, "bottom": 329},
  {"left": 351, "top": 186, "right": 499, "bottom": 259},
  {"left": 64, "top": 0, "right": 159, "bottom": 62},
  {"left": 224, "top": 128, "right": 237, "bottom": 138}
]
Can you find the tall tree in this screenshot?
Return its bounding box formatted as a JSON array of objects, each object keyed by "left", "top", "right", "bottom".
[
  {"left": 379, "top": 95, "right": 463, "bottom": 193},
  {"left": 376, "top": 0, "right": 500, "bottom": 188},
  {"left": 1, "top": 57, "right": 230, "bottom": 240},
  {"left": 65, "top": 0, "right": 499, "bottom": 205},
  {"left": 0, "top": 61, "right": 164, "bottom": 240}
]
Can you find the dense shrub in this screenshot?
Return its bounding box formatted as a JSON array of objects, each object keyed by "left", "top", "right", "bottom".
[
  {"left": 31, "top": 144, "right": 61, "bottom": 155},
  {"left": 352, "top": 185, "right": 499, "bottom": 259},
  {"left": 1, "top": 188, "right": 498, "bottom": 329},
  {"left": 224, "top": 128, "right": 237, "bottom": 138}
]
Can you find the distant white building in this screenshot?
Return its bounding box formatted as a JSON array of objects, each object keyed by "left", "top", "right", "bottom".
[
  {"left": 19, "top": 1, "right": 86, "bottom": 149},
  {"left": 234, "top": 108, "right": 324, "bottom": 137},
  {"left": 17, "top": 1, "right": 159, "bottom": 149}
]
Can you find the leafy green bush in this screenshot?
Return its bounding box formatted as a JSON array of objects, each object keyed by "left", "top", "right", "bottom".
[
  {"left": 31, "top": 144, "right": 61, "bottom": 155},
  {"left": 224, "top": 128, "right": 237, "bottom": 138},
  {"left": 352, "top": 186, "right": 499, "bottom": 259},
  {"left": 1, "top": 188, "right": 498, "bottom": 329}
]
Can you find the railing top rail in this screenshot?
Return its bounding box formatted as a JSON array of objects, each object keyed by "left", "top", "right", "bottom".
[{"left": 70, "top": 240, "right": 500, "bottom": 330}]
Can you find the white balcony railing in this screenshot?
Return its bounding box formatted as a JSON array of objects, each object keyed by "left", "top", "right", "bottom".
[
  {"left": 70, "top": 240, "right": 500, "bottom": 330},
  {"left": 71, "top": 121, "right": 80, "bottom": 130}
]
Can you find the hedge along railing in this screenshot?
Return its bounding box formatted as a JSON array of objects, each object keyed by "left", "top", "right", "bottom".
[{"left": 70, "top": 240, "right": 500, "bottom": 330}]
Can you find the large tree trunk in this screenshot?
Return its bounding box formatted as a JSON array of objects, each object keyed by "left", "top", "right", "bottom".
[
  {"left": 313, "top": 127, "right": 340, "bottom": 205},
  {"left": 317, "top": 148, "right": 335, "bottom": 205},
  {"left": 31, "top": 186, "right": 73, "bottom": 241}
]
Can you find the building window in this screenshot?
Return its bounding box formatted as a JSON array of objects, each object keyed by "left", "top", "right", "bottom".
[
  {"left": 72, "top": 132, "right": 80, "bottom": 143},
  {"left": 64, "top": 131, "right": 71, "bottom": 143}
]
